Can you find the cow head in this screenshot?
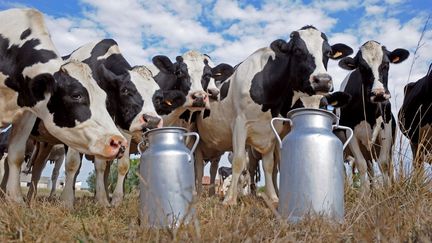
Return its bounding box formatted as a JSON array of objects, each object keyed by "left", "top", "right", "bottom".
[
  {"left": 97, "top": 64, "right": 163, "bottom": 132},
  {"left": 272, "top": 26, "right": 353, "bottom": 95},
  {"left": 37, "top": 61, "right": 127, "bottom": 160},
  {"left": 339, "top": 40, "right": 409, "bottom": 103},
  {"left": 152, "top": 52, "right": 233, "bottom": 110}
]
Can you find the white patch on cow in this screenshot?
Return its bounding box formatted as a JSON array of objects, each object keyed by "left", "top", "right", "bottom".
[
  {"left": 0, "top": 152, "right": 6, "bottom": 183},
  {"left": 66, "top": 42, "right": 98, "bottom": 62},
  {"left": 21, "top": 58, "right": 64, "bottom": 79},
  {"left": 128, "top": 66, "right": 162, "bottom": 132},
  {"left": 97, "top": 44, "right": 121, "bottom": 60},
  {"left": 353, "top": 120, "right": 373, "bottom": 150},
  {"left": 291, "top": 91, "right": 306, "bottom": 108},
  {"left": 360, "top": 41, "right": 385, "bottom": 94},
  {"left": 370, "top": 116, "right": 383, "bottom": 146},
  {"left": 297, "top": 28, "right": 331, "bottom": 90},
  {"left": 299, "top": 94, "right": 324, "bottom": 108}
]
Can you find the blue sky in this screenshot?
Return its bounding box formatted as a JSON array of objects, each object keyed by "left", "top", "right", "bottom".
[{"left": 0, "top": 0, "right": 431, "bottom": 185}]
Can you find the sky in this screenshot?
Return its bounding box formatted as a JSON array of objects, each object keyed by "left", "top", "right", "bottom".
[{"left": 0, "top": 0, "right": 431, "bottom": 186}]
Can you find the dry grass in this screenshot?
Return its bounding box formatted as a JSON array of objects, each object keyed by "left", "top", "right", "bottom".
[{"left": 0, "top": 175, "right": 431, "bottom": 242}]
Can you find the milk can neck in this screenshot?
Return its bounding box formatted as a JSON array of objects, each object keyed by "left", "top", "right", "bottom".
[
  {"left": 288, "top": 110, "right": 336, "bottom": 129},
  {"left": 145, "top": 128, "right": 186, "bottom": 145}
]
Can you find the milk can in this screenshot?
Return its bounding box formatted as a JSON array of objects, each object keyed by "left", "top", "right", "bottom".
[
  {"left": 138, "top": 127, "right": 199, "bottom": 228},
  {"left": 270, "top": 108, "right": 353, "bottom": 223}
]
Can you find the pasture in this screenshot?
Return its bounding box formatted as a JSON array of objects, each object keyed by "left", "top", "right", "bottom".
[{"left": 1, "top": 173, "right": 431, "bottom": 242}]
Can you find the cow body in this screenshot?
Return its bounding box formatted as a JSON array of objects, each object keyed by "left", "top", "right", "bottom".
[
  {"left": 195, "top": 26, "right": 352, "bottom": 205},
  {"left": 337, "top": 41, "right": 409, "bottom": 191},
  {"left": 399, "top": 63, "right": 432, "bottom": 165}
]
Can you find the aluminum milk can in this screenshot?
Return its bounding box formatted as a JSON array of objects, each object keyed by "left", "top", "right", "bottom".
[
  {"left": 138, "top": 127, "right": 199, "bottom": 228},
  {"left": 271, "top": 108, "right": 353, "bottom": 223}
]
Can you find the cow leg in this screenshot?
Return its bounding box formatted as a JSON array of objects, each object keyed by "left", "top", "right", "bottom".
[
  {"left": 247, "top": 147, "right": 259, "bottom": 195},
  {"left": 209, "top": 158, "right": 219, "bottom": 196},
  {"left": 60, "top": 148, "right": 81, "bottom": 208},
  {"left": 223, "top": 118, "right": 247, "bottom": 205},
  {"left": 0, "top": 154, "right": 6, "bottom": 185},
  {"left": 367, "top": 160, "right": 375, "bottom": 189},
  {"left": 377, "top": 121, "right": 393, "bottom": 187},
  {"left": 111, "top": 132, "right": 131, "bottom": 206},
  {"left": 49, "top": 155, "right": 64, "bottom": 198},
  {"left": 6, "top": 111, "right": 36, "bottom": 203},
  {"left": 273, "top": 146, "right": 280, "bottom": 196},
  {"left": 94, "top": 158, "right": 110, "bottom": 206},
  {"left": 27, "top": 142, "right": 53, "bottom": 202},
  {"left": 262, "top": 145, "right": 278, "bottom": 204},
  {"left": 348, "top": 137, "right": 370, "bottom": 193},
  {"left": 194, "top": 146, "right": 204, "bottom": 196}
]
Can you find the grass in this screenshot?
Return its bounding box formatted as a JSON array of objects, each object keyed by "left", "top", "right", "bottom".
[{"left": 0, "top": 173, "right": 431, "bottom": 242}]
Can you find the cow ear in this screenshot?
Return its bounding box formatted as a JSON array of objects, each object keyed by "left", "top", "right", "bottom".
[
  {"left": 330, "top": 44, "right": 353, "bottom": 60},
  {"left": 30, "top": 73, "right": 56, "bottom": 102},
  {"left": 211, "top": 63, "right": 234, "bottom": 81},
  {"left": 152, "top": 55, "right": 175, "bottom": 73},
  {"left": 324, "top": 91, "right": 352, "bottom": 108},
  {"left": 97, "top": 64, "right": 120, "bottom": 86},
  {"left": 389, "top": 48, "right": 409, "bottom": 64},
  {"left": 338, "top": 57, "right": 357, "bottom": 70},
  {"left": 270, "top": 39, "right": 290, "bottom": 53}
]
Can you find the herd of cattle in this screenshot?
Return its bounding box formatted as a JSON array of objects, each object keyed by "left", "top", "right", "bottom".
[{"left": 0, "top": 8, "right": 431, "bottom": 208}]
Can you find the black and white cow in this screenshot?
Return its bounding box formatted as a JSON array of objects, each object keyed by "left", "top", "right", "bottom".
[
  {"left": 195, "top": 26, "right": 352, "bottom": 205},
  {"left": 24, "top": 39, "right": 179, "bottom": 206},
  {"left": 399, "top": 62, "right": 432, "bottom": 167},
  {"left": 0, "top": 9, "right": 128, "bottom": 202},
  {"left": 150, "top": 50, "right": 232, "bottom": 124},
  {"left": 337, "top": 40, "right": 409, "bottom": 191}
]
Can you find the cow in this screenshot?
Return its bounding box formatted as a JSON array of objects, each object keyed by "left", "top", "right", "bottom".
[
  {"left": 24, "top": 143, "right": 65, "bottom": 200},
  {"left": 194, "top": 26, "right": 353, "bottom": 205},
  {"left": 23, "top": 39, "right": 180, "bottom": 206},
  {"left": 336, "top": 40, "right": 409, "bottom": 192},
  {"left": 219, "top": 166, "right": 251, "bottom": 197},
  {"left": 0, "top": 9, "right": 127, "bottom": 202},
  {"left": 399, "top": 62, "right": 432, "bottom": 168}
]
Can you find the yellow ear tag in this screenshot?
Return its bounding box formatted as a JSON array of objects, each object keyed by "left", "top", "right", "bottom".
[
  {"left": 392, "top": 56, "right": 400, "bottom": 63},
  {"left": 347, "top": 63, "right": 355, "bottom": 67},
  {"left": 214, "top": 73, "right": 222, "bottom": 76},
  {"left": 164, "top": 100, "right": 172, "bottom": 106},
  {"left": 332, "top": 51, "right": 343, "bottom": 58}
]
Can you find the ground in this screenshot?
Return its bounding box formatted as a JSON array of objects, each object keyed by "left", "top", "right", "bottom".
[{"left": 0, "top": 174, "right": 431, "bottom": 242}]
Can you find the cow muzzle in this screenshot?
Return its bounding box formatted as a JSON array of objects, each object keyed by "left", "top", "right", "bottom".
[
  {"left": 191, "top": 91, "right": 208, "bottom": 108},
  {"left": 370, "top": 88, "right": 391, "bottom": 103},
  {"left": 104, "top": 135, "right": 128, "bottom": 159},
  {"left": 208, "top": 88, "right": 220, "bottom": 100},
  {"left": 311, "top": 74, "right": 333, "bottom": 93},
  {"left": 141, "top": 114, "right": 163, "bottom": 129}
]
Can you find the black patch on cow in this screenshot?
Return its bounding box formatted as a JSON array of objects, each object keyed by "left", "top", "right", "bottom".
[
  {"left": 74, "top": 39, "right": 145, "bottom": 130},
  {"left": 220, "top": 80, "right": 230, "bottom": 100},
  {"left": 20, "top": 28, "right": 32, "bottom": 40},
  {"left": 398, "top": 63, "right": 432, "bottom": 145},
  {"left": 152, "top": 55, "right": 191, "bottom": 98},
  {"left": 47, "top": 70, "right": 91, "bottom": 128},
  {"left": 249, "top": 36, "right": 318, "bottom": 117},
  {"left": 0, "top": 34, "right": 58, "bottom": 107},
  {"left": 152, "top": 89, "right": 186, "bottom": 115},
  {"left": 203, "top": 109, "right": 211, "bottom": 119},
  {"left": 179, "top": 110, "right": 200, "bottom": 123},
  {"left": 31, "top": 118, "right": 42, "bottom": 136}
]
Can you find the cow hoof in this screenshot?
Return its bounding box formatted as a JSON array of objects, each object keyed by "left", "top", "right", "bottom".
[{"left": 6, "top": 193, "right": 25, "bottom": 204}]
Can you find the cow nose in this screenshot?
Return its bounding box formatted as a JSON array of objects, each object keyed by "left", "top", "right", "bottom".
[
  {"left": 313, "top": 74, "right": 332, "bottom": 84},
  {"left": 191, "top": 91, "right": 208, "bottom": 107},
  {"left": 208, "top": 88, "right": 220, "bottom": 99},
  {"left": 142, "top": 114, "right": 162, "bottom": 129},
  {"left": 109, "top": 135, "right": 127, "bottom": 159}
]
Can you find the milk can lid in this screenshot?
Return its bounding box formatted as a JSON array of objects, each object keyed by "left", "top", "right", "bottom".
[{"left": 287, "top": 108, "right": 338, "bottom": 123}]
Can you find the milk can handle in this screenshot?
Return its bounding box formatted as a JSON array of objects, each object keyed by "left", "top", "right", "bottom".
[
  {"left": 137, "top": 140, "right": 146, "bottom": 155},
  {"left": 332, "top": 125, "right": 353, "bottom": 150},
  {"left": 270, "top": 117, "right": 292, "bottom": 148},
  {"left": 183, "top": 132, "right": 200, "bottom": 162}
]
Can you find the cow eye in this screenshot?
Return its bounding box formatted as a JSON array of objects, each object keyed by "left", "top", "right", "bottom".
[
  {"left": 121, "top": 88, "right": 129, "bottom": 94},
  {"left": 71, "top": 94, "right": 82, "bottom": 100}
]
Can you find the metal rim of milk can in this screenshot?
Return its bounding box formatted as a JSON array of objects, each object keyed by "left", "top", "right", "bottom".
[
  {"left": 137, "top": 127, "right": 200, "bottom": 162},
  {"left": 270, "top": 108, "right": 354, "bottom": 150}
]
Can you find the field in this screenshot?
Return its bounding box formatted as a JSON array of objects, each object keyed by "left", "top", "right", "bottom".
[{"left": 0, "top": 173, "right": 431, "bottom": 242}]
